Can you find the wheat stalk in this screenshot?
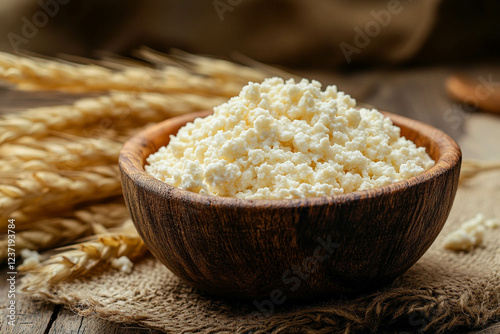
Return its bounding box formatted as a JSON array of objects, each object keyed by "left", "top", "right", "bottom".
[
  {"left": 0, "top": 165, "right": 122, "bottom": 230},
  {"left": 19, "top": 221, "right": 148, "bottom": 292},
  {"left": 71, "top": 201, "right": 130, "bottom": 227},
  {"left": 460, "top": 159, "right": 500, "bottom": 182},
  {"left": 0, "top": 52, "right": 265, "bottom": 96},
  {"left": 0, "top": 92, "right": 226, "bottom": 144},
  {"left": 0, "top": 52, "right": 157, "bottom": 93},
  {"left": 0, "top": 50, "right": 267, "bottom": 288},
  {"left": 0, "top": 201, "right": 129, "bottom": 262},
  {"left": 1, "top": 220, "right": 88, "bottom": 262},
  {"left": 138, "top": 48, "right": 268, "bottom": 84},
  {"left": 0, "top": 134, "right": 122, "bottom": 171}
]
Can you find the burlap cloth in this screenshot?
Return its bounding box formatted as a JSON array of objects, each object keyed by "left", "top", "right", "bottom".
[{"left": 28, "top": 170, "right": 500, "bottom": 333}]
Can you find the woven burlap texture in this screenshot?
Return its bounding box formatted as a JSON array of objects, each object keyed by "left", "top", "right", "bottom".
[{"left": 28, "top": 170, "right": 500, "bottom": 334}]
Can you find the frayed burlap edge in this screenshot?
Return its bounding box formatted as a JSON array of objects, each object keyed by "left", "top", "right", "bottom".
[{"left": 28, "top": 269, "right": 500, "bottom": 334}]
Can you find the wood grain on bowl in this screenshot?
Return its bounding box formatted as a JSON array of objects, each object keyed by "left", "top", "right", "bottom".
[{"left": 119, "top": 110, "right": 462, "bottom": 300}]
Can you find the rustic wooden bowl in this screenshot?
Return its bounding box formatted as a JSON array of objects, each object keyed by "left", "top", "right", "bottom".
[{"left": 119, "top": 110, "right": 461, "bottom": 300}]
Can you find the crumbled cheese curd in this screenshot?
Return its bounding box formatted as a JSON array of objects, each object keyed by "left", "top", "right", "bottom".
[
  {"left": 444, "top": 213, "right": 500, "bottom": 252},
  {"left": 146, "top": 77, "right": 435, "bottom": 199},
  {"left": 111, "top": 255, "right": 134, "bottom": 274},
  {"left": 20, "top": 249, "right": 42, "bottom": 270}
]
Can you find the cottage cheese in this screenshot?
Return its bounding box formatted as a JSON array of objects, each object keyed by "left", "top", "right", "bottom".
[
  {"left": 111, "top": 255, "right": 134, "bottom": 274},
  {"left": 444, "top": 213, "right": 500, "bottom": 252},
  {"left": 146, "top": 78, "right": 435, "bottom": 199},
  {"left": 20, "top": 249, "right": 42, "bottom": 270}
]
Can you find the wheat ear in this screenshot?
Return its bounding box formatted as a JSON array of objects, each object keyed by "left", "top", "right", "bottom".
[
  {"left": 0, "top": 52, "right": 263, "bottom": 96},
  {"left": 0, "top": 165, "right": 122, "bottom": 229},
  {"left": 460, "top": 159, "right": 500, "bottom": 182},
  {"left": 0, "top": 92, "right": 226, "bottom": 144},
  {"left": 137, "top": 48, "right": 268, "bottom": 85},
  {"left": 20, "top": 221, "right": 147, "bottom": 292},
  {"left": 0, "top": 134, "right": 122, "bottom": 171},
  {"left": 0, "top": 52, "right": 154, "bottom": 93},
  {"left": 0, "top": 201, "right": 129, "bottom": 261}
]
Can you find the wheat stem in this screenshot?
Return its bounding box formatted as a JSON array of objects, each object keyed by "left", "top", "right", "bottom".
[
  {"left": 19, "top": 221, "right": 147, "bottom": 292},
  {"left": 0, "top": 134, "right": 122, "bottom": 171},
  {"left": 137, "top": 48, "right": 268, "bottom": 84},
  {"left": 0, "top": 202, "right": 130, "bottom": 262},
  {"left": 460, "top": 160, "right": 500, "bottom": 182},
  {"left": 0, "top": 52, "right": 264, "bottom": 96},
  {"left": 0, "top": 92, "right": 226, "bottom": 144},
  {"left": 0, "top": 165, "right": 122, "bottom": 229}
]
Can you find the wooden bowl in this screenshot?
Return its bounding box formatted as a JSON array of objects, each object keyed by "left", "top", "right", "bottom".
[{"left": 119, "top": 110, "right": 461, "bottom": 300}]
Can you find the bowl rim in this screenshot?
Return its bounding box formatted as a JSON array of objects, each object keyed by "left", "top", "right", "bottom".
[{"left": 119, "top": 110, "right": 462, "bottom": 208}]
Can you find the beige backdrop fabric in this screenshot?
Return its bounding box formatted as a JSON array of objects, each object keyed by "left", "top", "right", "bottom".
[
  {"left": 0, "top": 0, "right": 440, "bottom": 67},
  {"left": 26, "top": 170, "right": 500, "bottom": 333}
]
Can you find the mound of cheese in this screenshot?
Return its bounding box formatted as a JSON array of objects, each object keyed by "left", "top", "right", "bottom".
[{"left": 146, "top": 78, "right": 435, "bottom": 199}]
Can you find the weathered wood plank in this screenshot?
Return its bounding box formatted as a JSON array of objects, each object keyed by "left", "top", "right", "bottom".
[
  {"left": 49, "top": 308, "right": 164, "bottom": 334},
  {"left": 0, "top": 266, "right": 55, "bottom": 334}
]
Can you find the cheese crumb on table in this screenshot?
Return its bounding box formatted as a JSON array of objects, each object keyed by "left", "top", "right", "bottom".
[
  {"left": 485, "top": 217, "right": 500, "bottom": 229},
  {"left": 444, "top": 213, "right": 499, "bottom": 252},
  {"left": 146, "top": 77, "right": 435, "bottom": 199},
  {"left": 111, "top": 255, "right": 134, "bottom": 274},
  {"left": 20, "top": 249, "right": 42, "bottom": 270}
]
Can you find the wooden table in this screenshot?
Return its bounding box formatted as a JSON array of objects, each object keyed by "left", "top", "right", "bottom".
[{"left": 1, "top": 63, "right": 500, "bottom": 334}]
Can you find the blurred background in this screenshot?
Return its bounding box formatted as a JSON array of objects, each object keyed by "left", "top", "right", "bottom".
[
  {"left": 1, "top": 0, "right": 499, "bottom": 67},
  {"left": 0, "top": 0, "right": 499, "bottom": 158}
]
